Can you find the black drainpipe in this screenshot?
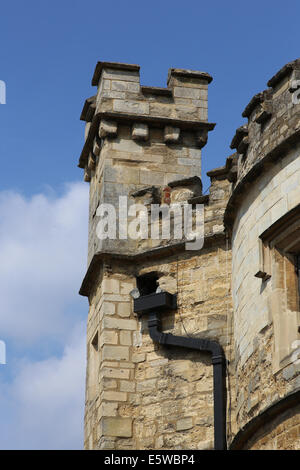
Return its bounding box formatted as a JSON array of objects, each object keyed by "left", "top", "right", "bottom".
[
  {"left": 147, "top": 312, "right": 227, "bottom": 450},
  {"left": 134, "top": 291, "right": 227, "bottom": 450}
]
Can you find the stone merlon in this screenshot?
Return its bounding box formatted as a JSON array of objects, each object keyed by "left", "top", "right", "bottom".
[
  {"left": 78, "top": 61, "right": 215, "bottom": 169},
  {"left": 230, "top": 125, "right": 248, "bottom": 150},
  {"left": 267, "top": 58, "right": 300, "bottom": 88}
]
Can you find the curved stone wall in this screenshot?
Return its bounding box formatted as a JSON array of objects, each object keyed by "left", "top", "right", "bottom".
[
  {"left": 228, "top": 60, "right": 300, "bottom": 443},
  {"left": 244, "top": 402, "right": 300, "bottom": 450}
]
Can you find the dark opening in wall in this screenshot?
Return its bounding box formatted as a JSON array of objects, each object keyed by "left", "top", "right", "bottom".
[
  {"left": 136, "top": 272, "right": 159, "bottom": 296},
  {"left": 91, "top": 331, "right": 98, "bottom": 351}
]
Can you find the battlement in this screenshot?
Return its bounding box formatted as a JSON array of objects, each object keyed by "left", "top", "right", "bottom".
[
  {"left": 78, "top": 61, "right": 215, "bottom": 265},
  {"left": 78, "top": 61, "right": 214, "bottom": 171},
  {"left": 228, "top": 58, "right": 300, "bottom": 191},
  {"left": 224, "top": 58, "right": 300, "bottom": 232}
]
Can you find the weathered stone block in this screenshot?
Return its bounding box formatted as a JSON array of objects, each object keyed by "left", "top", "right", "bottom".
[
  {"left": 101, "top": 301, "right": 116, "bottom": 316},
  {"left": 176, "top": 417, "right": 193, "bottom": 431},
  {"left": 103, "top": 79, "right": 111, "bottom": 90},
  {"left": 132, "top": 352, "right": 146, "bottom": 363},
  {"left": 132, "top": 123, "right": 149, "bottom": 141},
  {"left": 174, "top": 87, "right": 201, "bottom": 99},
  {"left": 111, "top": 80, "right": 127, "bottom": 91},
  {"left": 133, "top": 331, "right": 142, "bottom": 347},
  {"left": 99, "top": 119, "right": 118, "bottom": 138},
  {"left": 140, "top": 170, "right": 165, "bottom": 185},
  {"left": 112, "top": 138, "right": 143, "bottom": 153},
  {"left": 102, "top": 378, "right": 117, "bottom": 390},
  {"left": 102, "top": 391, "right": 127, "bottom": 402},
  {"left": 84, "top": 122, "right": 91, "bottom": 141},
  {"left": 103, "top": 317, "right": 137, "bottom": 331},
  {"left": 100, "top": 417, "right": 132, "bottom": 438},
  {"left": 102, "top": 278, "right": 120, "bottom": 294},
  {"left": 120, "top": 281, "right": 135, "bottom": 295},
  {"left": 127, "top": 82, "right": 140, "bottom": 93},
  {"left": 101, "top": 367, "right": 130, "bottom": 380},
  {"left": 84, "top": 167, "right": 91, "bottom": 182},
  {"left": 93, "top": 140, "right": 101, "bottom": 156},
  {"left": 99, "top": 331, "right": 118, "bottom": 347},
  {"left": 98, "top": 436, "right": 116, "bottom": 450},
  {"left": 100, "top": 402, "right": 118, "bottom": 417},
  {"left": 120, "top": 331, "right": 132, "bottom": 345},
  {"left": 136, "top": 379, "right": 157, "bottom": 392},
  {"left": 102, "top": 69, "right": 140, "bottom": 82},
  {"left": 113, "top": 100, "right": 149, "bottom": 115},
  {"left": 102, "top": 345, "right": 129, "bottom": 361},
  {"left": 164, "top": 126, "right": 180, "bottom": 143},
  {"left": 117, "top": 302, "right": 131, "bottom": 317},
  {"left": 102, "top": 90, "right": 126, "bottom": 100},
  {"left": 120, "top": 380, "right": 135, "bottom": 392},
  {"left": 88, "top": 154, "right": 96, "bottom": 172}
]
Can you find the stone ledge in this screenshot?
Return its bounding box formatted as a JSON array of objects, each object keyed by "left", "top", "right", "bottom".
[
  {"left": 267, "top": 58, "right": 300, "bottom": 88},
  {"left": 92, "top": 62, "right": 140, "bottom": 86},
  {"left": 230, "top": 125, "right": 248, "bottom": 150},
  {"left": 225, "top": 153, "right": 238, "bottom": 183},
  {"left": 168, "top": 175, "right": 202, "bottom": 189},
  {"left": 130, "top": 185, "right": 160, "bottom": 200},
  {"left": 79, "top": 232, "right": 226, "bottom": 297},
  {"left": 97, "top": 111, "right": 215, "bottom": 130},
  {"left": 188, "top": 194, "right": 209, "bottom": 205},
  {"left": 80, "top": 95, "right": 96, "bottom": 121},
  {"left": 78, "top": 111, "right": 215, "bottom": 169},
  {"left": 167, "top": 68, "right": 213, "bottom": 84},
  {"left": 242, "top": 92, "right": 264, "bottom": 119},
  {"left": 207, "top": 166, "right": 227, "bottom": 179}
]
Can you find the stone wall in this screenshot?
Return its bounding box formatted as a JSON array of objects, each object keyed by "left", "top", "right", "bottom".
[
  {"left": 87, "top": 124, "right": 203, "bottom": 264},
  {"left": 84, "top": 234, "right": 233, "bottom": 450},
  {"left": 81, "top": 58, "right": 300, "bottom": 450},
  {"left": 84, "top": 266, "right": 137, "bottom": 449},
  {"left": 132, "top": 225, "right": 233, "bottom": 449},
  {"left": 226, "top": 60, "right": 300, "bottom": 446},
  {"left": 82, "top": 152, "right": 234, "bottom": 449},
  {"left": 244, "top": 403, "right": 300, "bottom": 450}
]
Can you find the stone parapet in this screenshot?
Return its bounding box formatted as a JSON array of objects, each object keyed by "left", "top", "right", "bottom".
[
  {"left": 79, "top": 61, "right": 214, "bottom": 171},
  {"left": 225, "top": 58, "right": 300, "bottom": 231}
]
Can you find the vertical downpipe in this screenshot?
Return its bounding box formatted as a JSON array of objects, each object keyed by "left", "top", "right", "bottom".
[{"left": 212, "top": 355, "right": 227, "bottom": 450}]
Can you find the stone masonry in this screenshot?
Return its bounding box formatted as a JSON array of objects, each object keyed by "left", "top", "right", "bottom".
[{"left": 78, "top": 59, "right": 300, "bottom": 450}]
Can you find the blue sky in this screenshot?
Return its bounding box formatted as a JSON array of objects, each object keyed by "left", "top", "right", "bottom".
[{"left": 0, "top": 0, "right": 299, "bottom": 449}]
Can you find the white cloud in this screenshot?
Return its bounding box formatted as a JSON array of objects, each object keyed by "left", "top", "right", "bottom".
[
  {"left": 0, "top": 322, "right": 86, "bottom": 449},
  {"left": 0, "top": 182, "right": 89, "bottom": 449},
  {"left": 0, "top": 182, "right": 89, "bottom": 344}
]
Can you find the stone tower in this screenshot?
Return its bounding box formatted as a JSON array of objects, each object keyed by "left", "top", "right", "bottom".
[
  {"left": 78, "top": 61, "right": 233, "bottom": 450},
  {"left": 78, "top": 59, "right": 300, "bottom": 450}
]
